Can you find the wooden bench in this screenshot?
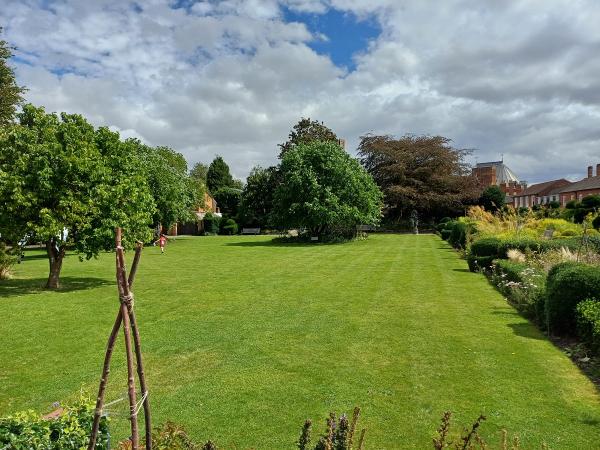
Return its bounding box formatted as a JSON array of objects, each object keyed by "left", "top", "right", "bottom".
[{"left": 241, "top": 227, "right": 261, "bottom": 235}]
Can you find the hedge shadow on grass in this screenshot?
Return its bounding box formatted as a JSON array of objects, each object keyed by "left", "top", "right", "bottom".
[
  {"left": 0, "top": 276, "right": 112, "bottom": 298},
  {"left": 506, "top": 322, "right": 546, "bottom": 341}
]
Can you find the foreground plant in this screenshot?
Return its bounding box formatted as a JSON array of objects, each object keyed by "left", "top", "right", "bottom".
[{"left": 298, "top": 407, "right": 365, "bottom": 450}]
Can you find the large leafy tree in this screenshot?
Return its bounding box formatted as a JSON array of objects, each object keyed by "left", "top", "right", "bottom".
[
  {"left": 213, "top": 187, "right": 242, "bottom": 218},
  {"left": 278, "top": 117, "right": 339, "bottom": 158},
  {"left": 274, "top": 141, "right": 382, "bottom": 237},
  {"left": 206, "top": 155, "right": 234, "bottom": 193},
  {"left": 0, "top": 105, "right": 155, "bottom": 288},
  {"left": 190, "top": 162, "right": 209, "bottom": 184},
  {"left": 0, "top": 27, "right": 26, "bottom": 125},
  {"left": 135, "top": 144, "right": 196, "bottom": 229},
  {"left": 358, "top": 134, "right": 480, "bottom": 220},
  {"left": 239, "top": 166, "right": 280, "bottom": 227}
]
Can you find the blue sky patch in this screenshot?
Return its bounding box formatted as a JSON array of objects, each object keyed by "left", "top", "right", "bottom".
[{"left": 283, "top": 7, "right": 380, "bottom": 72}]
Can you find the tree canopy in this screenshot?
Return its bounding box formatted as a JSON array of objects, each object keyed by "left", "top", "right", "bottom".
[
  {"left": 206, "top": 155, "right": 235, "bottom": 193},
  {"left": 0, "top": 28, "right": 26, "bottom": 125},
  {"left": 478, "top": 185, "right": 506, "bottom": 212},
  {"left": 278, "top": 117, "right": 339, "bottom": 158},
  {"left": 274, "top": 141, "right": 382, "bottom": 237},
  {"left": 0, "top": 104, "right": 155, "bottom": 288},
  {"left": 136, "top": 144, "right": 197, "bottom": 229},
  {"left": 239, "top": 166, "right": 280, "bottom": 227},
  {"left": 358, "top": 134, "right": 480, "bottom": 220}
]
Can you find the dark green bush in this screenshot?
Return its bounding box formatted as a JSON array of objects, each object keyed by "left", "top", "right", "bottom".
[
  {"left": 203, "top": 213, "right": 221, "bottom": 235},
  {"left": 565, "top": 200, "right": 579, "bottom": 209},
  {"left": 221, "top": 218, "right": 238, "bottom": 235},
  {"left": 440, "top": 229, "right": 452, "bottom": 241},
  {"left": 576, "top": 300, "right": 600, "bottom": 353},
  {"left": 593, "top": 215, "right": 600, "bottom": 231},
  {"left": 470, "top": 237, "right": 502, "bottom": 257},
  {"left": 466, "top": 255, "right": 495, "bottom": 272},
  {"left": 581, "top": 195, "right": 600, "bottom": 209},
  {"left": 545, "top": 262, "right": 600, "bottom": 334},
  {"left": 439, "top": 217, "right": 452, "bottom": 224},
  {"left": 446, "top": 221, "right": 470, "bottom": 249},
  {"left": 0, "top": 398, "right": 109, "bottom": 449},
  {"left": 497, "top": 237, "right": 542, "bottom": 256},
  {"left": 493, "top": 259, "right": 528, "bottom": 283}
]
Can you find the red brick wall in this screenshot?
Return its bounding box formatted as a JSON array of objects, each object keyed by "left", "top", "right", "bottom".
[{"left": 560, "top": 189, "right": 600, "bottom": 206}]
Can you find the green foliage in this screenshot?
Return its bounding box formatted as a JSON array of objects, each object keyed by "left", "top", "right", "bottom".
[
  {"left": 593, "top": 215, "right": 600, "bottom": 231},
  {"left": 278, "top": 117, "right": 339, "bottom": 158},
  {"left": 0, "top": 241, "right": 16, "bottom": 280},
  {"left": 203, "top": 212, "right": 221, "bottom": 235},
  {"left": 358, "top": 134, "right": 481, "bottom": 220},
  {"left": 491, "top": 260, "right": 546, "bottom": 321},
  {"left": 581, "top": 195, "right": 600, "bottom": 209},
  {"left": 239, "top": 166, "right": 279, "bottom": 227},
  {"left": 479, "top": 185, "right": 506, "bottom": 212},
  {"left": 136, "top": 143, "right": 196, "bottom": 229},
  {"left": 206, "top": 156, "right": 235, "bottom": 194},
  {"left": 545, "top": 262, "right": 600, "bottom": 334},
  {"left": 446, "top": 221, "right": 470, "bottom": 249},
  {"left": 576, "top": 300, "right": 600, "bottom": 353},
  {"left": 190, "top": 162, "right": 209, "bottom": 183},
  {"left": 440, "top": 229, "right": 452, "bottom": 241},
  {"left": 220, "top": 218, "right": 238, "bottom": 235},
  {"left": 0, "top": 104, "right": 155, "bottom": 286},
  {"left": 274, "top": 140, "right": 382, "bottom": 237},
  {"left": 213, "top": 187, "right": 242, "bottom": 218},
  {"left": 0, "top": 397, "right": 109, "bottom": 449},
  {"left": 0, "top": 28, "right": 26, "bottom": 125},
  {"left": 565, "top": 200, "right": 578, "bottom": 209},
  {"left": 548, "top": 200, "right": 560, "bottom": 209},
  {"left": 470, "top": 237, "right": 502, "bottom": 257}
]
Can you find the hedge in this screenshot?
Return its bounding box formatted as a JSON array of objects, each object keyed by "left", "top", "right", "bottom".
[
  {"left": 545, "top": 262, "right": 600, "bottom": 334},
  {"left": 0, "top": 398, "right": 109, "bottom": 449},
  {"left": 576, "top": 300, "right": 600, "bottom": 353}
]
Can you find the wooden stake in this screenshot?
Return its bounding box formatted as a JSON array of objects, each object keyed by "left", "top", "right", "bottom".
[{"left": 89, "top": 230, "right": 149, "bottom": 450}]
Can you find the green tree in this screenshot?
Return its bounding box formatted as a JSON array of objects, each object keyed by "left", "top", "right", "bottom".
[
  {"left": 0, "top": 28, "right": 26, "bottom": 125},
  {"left": 0, "top": 105, "right": 155, "bottom": 288},
  {"left": 358, "top": 134, "right": 480, "bottom": 220},
  {"left": 274, "top": 141, "right": 382, "bottom": 237},
  {"left": 190, "top": 162, "right": 209, "bottom": 183},
  {"left": 478, "top": 185, "right": 506, "bottom": 212},
  {"left": 278, "top": 117, "right": 340, "bottom": 158},
  {"left": 135, "top": 144, "right": 196, "bottom": 230},
  {"left": 213, "top": 187, "right": 242, "bottom": 218},
  {"left": 239, "top": 166, "right": 280, "bottom": 227},
  {"left": 206, "top": 155, "right": 234, "bottom": 193}
]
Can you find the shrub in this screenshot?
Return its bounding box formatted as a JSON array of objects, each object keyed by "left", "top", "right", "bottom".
[
  {"left": 545, "top": 262, "right": 600, "bottom": 334},
  {"left": 298, "top": 407, "right": 365, "bottom": 450},
  {"left": 440, "top": 229, "right": 452, "bottom": 241},
  {"left": 593, "top": 215, "right": 600, "bottom": 231},
  {"left": 466, "top": 254, "right": 495, "bottom": 272},
  {"left": 0, "top": 398, "right": 109, "bottom": 449},
  {"left": 445, "top": 220, "right": 473, "bottom": 249},
  {"left": 470, "top": 237, "right": 502, "bottom": 257},
  {"left": 0, "top": 241, "right": 17, "bottom": 280},
  {"left": 221, "top": 218, "right": 238, "bottom": 235},
  {"left": 576, "top": 300, "right": 600, "bottom": 353},
  {"left": 203, "top": 213, "right": 221, "bottom": 235},
  {"left": 492, "top": 260, "right": 546, "bottom": 321},
  {"left": 439, "top": 216, "right": 452, "bottom": 224}
]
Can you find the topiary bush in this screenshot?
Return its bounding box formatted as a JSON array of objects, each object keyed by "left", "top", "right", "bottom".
[
  {"left": 440, "top": 229, "right": 452, "bottom": 241},
  {"left": 576, "top": 299, "right": 600, "bottom": 353},
  {"left": 545, "top": 262, "right": 600, "bottom": 334},
  {"left": 470, "top": 237, "right": 502, "bottom": 257},
  {"left": 0, "top": 398, "right": 109, "bottom": 449},
  {"left": 221, "top": 218, "right": 238, "bottom": 235}
]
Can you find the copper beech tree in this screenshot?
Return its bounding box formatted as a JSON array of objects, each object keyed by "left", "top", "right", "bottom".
[{"left": 358, "top": 134, "right": 481, "bottom": 220}]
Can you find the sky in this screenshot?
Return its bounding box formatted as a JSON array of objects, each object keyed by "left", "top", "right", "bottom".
[{"left": 2, "top": 0, "right": 600, "bottom": 183}]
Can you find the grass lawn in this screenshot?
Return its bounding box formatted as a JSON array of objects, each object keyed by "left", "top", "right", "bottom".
[{"left": 1, "top": 234, "right": 600, "bottom": 448}]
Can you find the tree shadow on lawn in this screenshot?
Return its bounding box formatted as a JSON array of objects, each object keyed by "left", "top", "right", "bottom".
[
  {"left": 0, "top": 277, "right": 112, "bottom": 298},
  {"left": 225, "top": 239, "right": 338, "bottom": 248}
]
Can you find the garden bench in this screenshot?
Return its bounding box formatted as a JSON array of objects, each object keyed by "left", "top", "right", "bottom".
[{"left": 241, "top": 227, "right": 261, "bottom": 235}]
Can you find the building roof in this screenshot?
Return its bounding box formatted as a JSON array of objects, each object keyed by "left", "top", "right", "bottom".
[
  {"left": 475, "top": 161, "right": 520, "bottom": 184},
  {"left": 517, "top": 179, "right": 571, "bottom": 196},
  {"left": 556, "top": 175, "right": 600, "bottom": 193}
]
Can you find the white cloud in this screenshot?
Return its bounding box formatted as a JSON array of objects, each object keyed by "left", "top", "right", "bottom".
[{"left": 2, "top": 0, "right": 600, "bottom": 182}]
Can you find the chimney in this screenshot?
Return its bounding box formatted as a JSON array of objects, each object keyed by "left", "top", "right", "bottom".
[
  {"left": 588, "top": 165, "right": 593, "bottom": 178},
  {"left": 597, "top": 163, "right": 600, "bottom": 177}
]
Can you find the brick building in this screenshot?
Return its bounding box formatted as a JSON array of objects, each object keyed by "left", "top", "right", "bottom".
[
  {"left": 512, "top": 179, "right": 571, "bottom": 208},
  {"left": 168, "top": 192, "right": 221, "bottom": 236},
  {"left": 556, "top": 164, "right": 600, "bottom": 206},
  {"left": 472, "top": 160, "right": 527, "bottom": 204}
]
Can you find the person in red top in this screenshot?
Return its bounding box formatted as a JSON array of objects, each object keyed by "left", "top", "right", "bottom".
[{"left": 155, "top": 234, "right": 169, "bottom": 253}]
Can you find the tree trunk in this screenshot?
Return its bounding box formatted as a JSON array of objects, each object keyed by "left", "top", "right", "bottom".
[{"left": 45, "top": 239, "right": 65, "bottom": 289}]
